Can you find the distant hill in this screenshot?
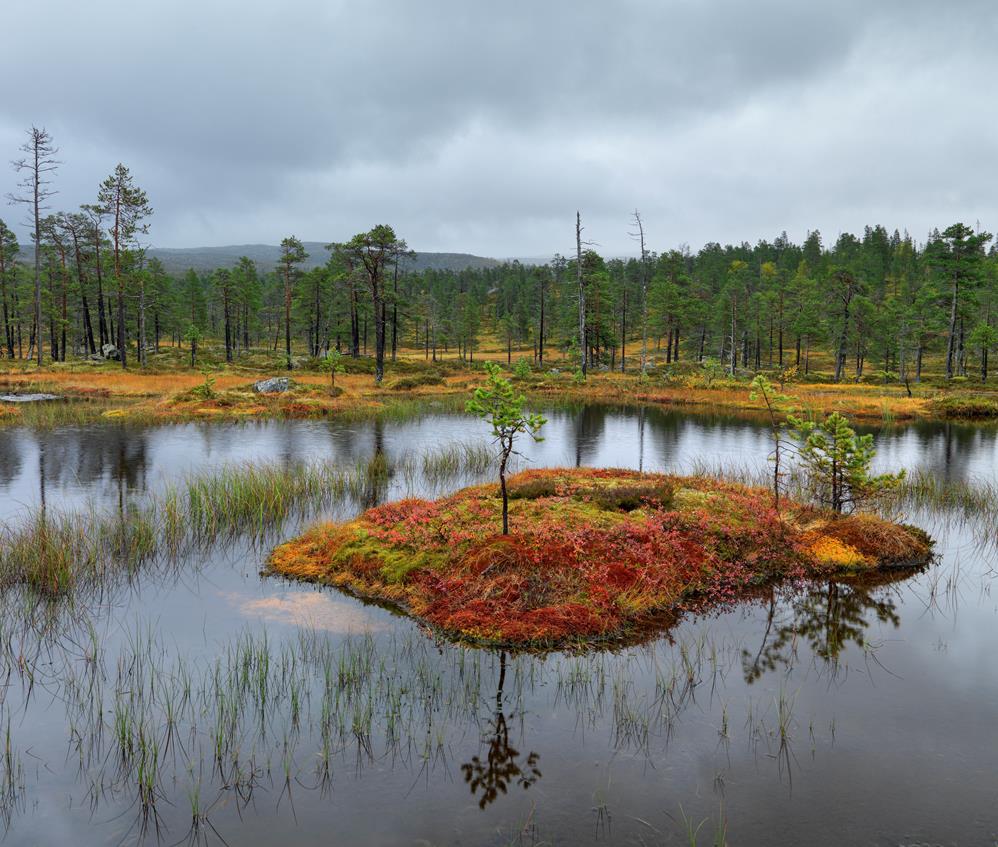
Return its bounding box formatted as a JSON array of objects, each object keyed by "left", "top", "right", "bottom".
[
  {"left": 16, "top": 241, "right": 500, "bottom": 274},
  {"left": 87, "top": 243, "right": 500, "bottom": 275}
]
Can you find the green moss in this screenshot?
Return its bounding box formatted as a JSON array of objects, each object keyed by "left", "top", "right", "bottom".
[
  {"left": 671, "top": 488, "right": 712, "bottom": 508},
  {"left": 588, "top": 481, "right": 674, "bottom": 512},
  {"left": 930, "top": 394, "right": 998, "bottom": 419},
  {"left": 508, "top": 476, "right": 560, "bottom": 500},
  {"left": 329, "top": 529, "right": 381, "bottom": 562},
  {"left": 379, "top": 548, "right": 449, "bottom": 583},
  {"left": 545, "top": 498, "right": 630, "bottom": 528},
  {"left": 388, "top": 374, "right": 446, "bottom": 391},
  {"left": 329, "top": 528, "right": 447, "bottom": 583}
]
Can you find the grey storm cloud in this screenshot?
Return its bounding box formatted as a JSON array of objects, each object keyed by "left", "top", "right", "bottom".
[{"left": 2, "top": 0, "right": 997, "bottom": 256}]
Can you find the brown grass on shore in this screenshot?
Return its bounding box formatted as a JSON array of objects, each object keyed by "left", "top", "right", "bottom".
[{"left": 3, "top": 349, "right": 994, "bottom": 426}]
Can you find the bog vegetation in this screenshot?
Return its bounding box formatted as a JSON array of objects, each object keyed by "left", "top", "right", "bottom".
[{"left": 269, "top": 468, "right": 931, "bottom": 648}]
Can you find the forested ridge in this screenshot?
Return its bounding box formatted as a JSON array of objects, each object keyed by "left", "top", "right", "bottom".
[
  {"left": 4, "top": 215, "right": 996, "bottom": 385},
  {"left": 14, "top": 243, "right": 500, "bottom": 276},
  {"left": 3, "top": 128, "right": 997, "bottom": 384}
]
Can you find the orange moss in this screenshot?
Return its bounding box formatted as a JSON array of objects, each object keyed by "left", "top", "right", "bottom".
[
  {"left": 268, "top": 468, "right": 932, "bottom": 648},
  {"left": 802, "top": 534, "right": 872, "bottom": 568},
  {"left": 814, "top": 512, "right": 931, "bottom": 565}
]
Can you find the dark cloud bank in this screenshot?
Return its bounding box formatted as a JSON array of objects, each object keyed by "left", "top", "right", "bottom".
[{"left": 3, "top": 0, "right": 997, "bottom": 257}]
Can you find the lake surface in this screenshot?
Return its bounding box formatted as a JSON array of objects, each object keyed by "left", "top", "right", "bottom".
[{"left": 0, "top": 404, "right": 996, "bottom": 845}]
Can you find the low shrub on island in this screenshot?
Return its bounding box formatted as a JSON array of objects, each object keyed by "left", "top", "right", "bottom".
[{"left": 268, "top": 468, "right": 932, "bottom": 648}]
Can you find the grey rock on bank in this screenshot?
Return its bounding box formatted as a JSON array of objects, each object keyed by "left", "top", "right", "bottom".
[{"left": 253, "top": 377, "right": 293, "bottom": 394}]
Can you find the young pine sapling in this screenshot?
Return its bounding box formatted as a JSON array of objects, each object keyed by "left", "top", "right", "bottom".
[
  {"left": 321, "top": 349, "right": 346, "bottom": 394},
  {"left": 467, "top": 362, "right": 545, "bottom": 535}
]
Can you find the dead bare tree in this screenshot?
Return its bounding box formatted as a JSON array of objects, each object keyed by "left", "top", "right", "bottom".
[
  {"left": 8, "top": 127, "right": 60, "bottom": 366},
  {"left": 629, "top": 209, "right": 650, "bottom": 371},
  {"left": 576, "top": 212, "right": 586, "bottom": 376}
]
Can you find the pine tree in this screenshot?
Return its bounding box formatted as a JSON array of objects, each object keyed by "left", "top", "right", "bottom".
[
  {"left": 97, "top": 164, "right": 152, "bottom": 368},
  {"left": 789, "top": 411, "right": 903, "bottom": 513},
  {"left": 278, "top": 236, "right": 308, "bottom": 370}
]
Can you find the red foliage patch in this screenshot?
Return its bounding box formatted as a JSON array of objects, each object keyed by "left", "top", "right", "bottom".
[{"left": 269, "top": 468, "right": 931, "bottom": 647}]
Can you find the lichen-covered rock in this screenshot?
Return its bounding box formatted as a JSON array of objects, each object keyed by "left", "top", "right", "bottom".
[{"left": 253, "top": 377, "right": 293, "bottom": 394}]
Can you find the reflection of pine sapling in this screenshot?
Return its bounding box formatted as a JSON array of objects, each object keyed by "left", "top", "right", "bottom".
[
  {"left": 466, "top": 362, "right": 546, "bottom": 535},
  {"left": 789, "top": 411, "right": 904, "bottom": 513}
]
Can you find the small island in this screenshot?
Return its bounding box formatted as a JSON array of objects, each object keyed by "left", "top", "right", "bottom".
[{"left": 268, "top": 468, "right": 932, "bottom": 648}]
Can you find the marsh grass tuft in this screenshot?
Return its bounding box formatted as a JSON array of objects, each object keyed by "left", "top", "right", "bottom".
[
  {"left": 0, "top": 505, "right": 158, "bottom": 597},
  {"left": 689, "top": 458, "right": 998, "bottom": 539},
  {"left": 0, "top": 437, "right": 502, "bottom": 609},
  {"left": 0, "top": 460, "right": 359, "bottom": 603},
  {"left": 0, "top": 717, "right": 24, "bottom": 830},
  {"left": 418, "top": 441, "right": 494, "bottom": 481}
]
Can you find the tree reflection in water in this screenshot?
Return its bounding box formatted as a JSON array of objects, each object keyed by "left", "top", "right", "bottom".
[
  {"left": 359, "top": 418, "right": 391, "bottom": 509},
  {"left": 742, "top": 567, "right": 924, "bottom": 683},
  {"left": 461, "top": 651, "right": 541, "bottom": 810}
]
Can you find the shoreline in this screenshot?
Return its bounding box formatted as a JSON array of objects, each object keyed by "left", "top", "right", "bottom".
[{"left": 2, "top": 360, "right": 997, "bottom": 428}]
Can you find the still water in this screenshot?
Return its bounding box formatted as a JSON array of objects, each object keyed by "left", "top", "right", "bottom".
[{"left": 0, "top": 405, "right": 995, "bottom": 846}]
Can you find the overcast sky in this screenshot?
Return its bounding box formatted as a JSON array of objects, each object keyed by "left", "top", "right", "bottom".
[{"left": 2, "top": 0, "right": 997, "bottom": 257}]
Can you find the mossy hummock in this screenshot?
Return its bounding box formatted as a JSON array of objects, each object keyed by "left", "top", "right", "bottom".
[{"left": 268, "top": 468, "right": 932, "bottom": 647}]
